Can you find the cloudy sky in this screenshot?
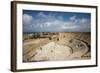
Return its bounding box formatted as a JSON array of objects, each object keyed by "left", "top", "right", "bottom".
[{"left": 23, "top": 10, "right": 91, "bottom": 32}]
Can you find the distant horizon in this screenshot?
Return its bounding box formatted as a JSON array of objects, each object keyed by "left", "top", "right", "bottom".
[
  {"left": 23, "top": 10, "right": 91, "bottom": 32},
  {"left": 23, "top": 32, "right": 91, "bottom": 33}
]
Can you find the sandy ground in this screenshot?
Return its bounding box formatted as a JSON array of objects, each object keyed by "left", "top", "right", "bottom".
[
  {"left": 23, "top": 32, "right": 91, "bottom": 62},
  {"left": 31, "top": 42, "right": 72, "bottom": 61}
]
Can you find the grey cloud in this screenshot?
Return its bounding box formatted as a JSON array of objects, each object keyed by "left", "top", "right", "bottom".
[{"left": 23, "top": 13, "right": 90, "bottom": 32}]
